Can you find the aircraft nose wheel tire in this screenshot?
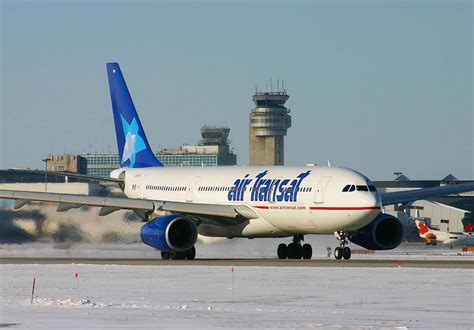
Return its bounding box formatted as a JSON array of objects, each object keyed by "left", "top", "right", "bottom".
[
  {"left": 334, "top": 247, "right": 343, "bottom": 260},
  {"left": 161, "top": 251, "right": 171, "bottom": 260},
  {"left": 342, "top": 247, "right": 351, "bottom": 260}
]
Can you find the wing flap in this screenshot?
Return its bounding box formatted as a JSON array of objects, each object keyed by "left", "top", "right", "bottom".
[
  {"left": 14, "top": 200, "right": 29, "bottom": 209},
  {"left": 57, "top": 203, "right": 82, "bottom": 212}
]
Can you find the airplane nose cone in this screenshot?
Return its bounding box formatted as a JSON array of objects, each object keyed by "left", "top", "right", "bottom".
[{"left": 360, "top": 192, "right": 382, "bottom": 209}]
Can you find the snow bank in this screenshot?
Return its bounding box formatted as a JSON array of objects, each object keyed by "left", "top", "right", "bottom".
[{"left": 1, "top": 264, "right": 472, "bottom": 329}]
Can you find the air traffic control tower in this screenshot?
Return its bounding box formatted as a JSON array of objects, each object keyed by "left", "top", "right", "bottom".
[{"left": 249, "top": 90, "right": 291, "bottom": 165}]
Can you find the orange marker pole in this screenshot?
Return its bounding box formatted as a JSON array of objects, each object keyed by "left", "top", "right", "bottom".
[{"left": 231, "top": 267, "right": 234, "bottom": 303}]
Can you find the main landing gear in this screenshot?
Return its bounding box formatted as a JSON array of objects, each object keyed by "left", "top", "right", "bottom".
[
  {"left": 334, "top": 231, "right": 351, "bottom": 260},
  {"left": 277, "top": 235, "right": 312, "bottom": 260},
  {"left": 161, "top": 246, "right": 196, "bottom": 260}
]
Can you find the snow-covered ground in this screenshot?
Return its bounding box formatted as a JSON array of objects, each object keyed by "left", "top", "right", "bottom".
[{"left": 1, "top": 264, "right": 472, "bottom": 329}]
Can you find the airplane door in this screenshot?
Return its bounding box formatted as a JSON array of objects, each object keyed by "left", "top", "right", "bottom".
[
  {"left": 186, "top": 177, "right": 200, "bottom": 202},
  {"left": 314, "top": 176, "right": 331, "bottom": 203}
]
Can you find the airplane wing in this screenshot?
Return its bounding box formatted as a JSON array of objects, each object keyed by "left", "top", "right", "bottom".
[
  {"left": 380, "top": 182, "right": 474, "bottom": 206},
  {"left": 5, "top": 169, "right": 123, "bottom": 184},
  {"left": 0, "top": 189, "right": 258, "bottom": 222}
]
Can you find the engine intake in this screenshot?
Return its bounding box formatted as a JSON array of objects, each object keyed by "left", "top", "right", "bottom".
[
  {"left": 349, "top": 213, "right": 404, "bottom": 250},
  {"left": 141, "top": 214, "right": 198, "bottom": 252}
]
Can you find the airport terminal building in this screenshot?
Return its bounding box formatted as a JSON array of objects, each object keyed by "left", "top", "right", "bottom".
[{"left": 46, "top": 126, "right": 237, "bottom": 177}]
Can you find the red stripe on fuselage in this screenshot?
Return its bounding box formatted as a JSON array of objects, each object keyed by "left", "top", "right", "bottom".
[
  {"left": 252, "top": 205, "right": 381, "bottom": 211},
  {"left": 310, "top": 206, "right": 381, "bottom": 211}
]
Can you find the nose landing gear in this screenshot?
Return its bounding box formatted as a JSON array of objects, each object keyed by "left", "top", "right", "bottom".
[
  {"left": 334, "top": 231, "right": 352, "bottom": 260},
  {"left": 277, "top": 235, "right": 312, "bottom": 260}
]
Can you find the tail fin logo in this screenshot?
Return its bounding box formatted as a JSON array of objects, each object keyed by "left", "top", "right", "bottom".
[
  {"left": 120, "top": 114, "right": 146, "bottom": 167},
  {"left": 415, "top": 220, "right": 430, "bottom": 235}
]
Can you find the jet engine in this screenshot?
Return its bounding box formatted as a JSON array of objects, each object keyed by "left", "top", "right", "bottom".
[
  {"left": 141, "top": 214, "right": 198, "bottom": 252},
  {"left": 349, "top": 213, "right": 404, "bottom": 250}
]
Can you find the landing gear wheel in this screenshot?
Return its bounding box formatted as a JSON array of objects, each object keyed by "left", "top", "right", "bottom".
[
  {"left": 186, "top": 246, "right": 196, "bottom": 260},
  {"left": 342, "top": 246, "right": 351, "bottom": 260},
  {"left": 287, "top": 243, "right": 300, "bottom": 259},
  {"left": 277, "top": 244, "right": 287, "bottom": 259},
  {"left": 161, "top": 251, "right": 171, "bottom": 260},
  {"left": 276, "top": 235, "right": 311, "bottom": 260},
  {"left": 334, "top": 231, "right": 352, "bottom": 260},
  {"left": 302, "top": 244, "right": 312, "bottom": 260}
]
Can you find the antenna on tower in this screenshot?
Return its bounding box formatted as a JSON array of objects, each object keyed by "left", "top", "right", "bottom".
[
  {"left": 277, "top": 79, "right": 279, "bottom": 91},
  {"left": 270, "top": 77, "right": 273, "bottom": 92}
]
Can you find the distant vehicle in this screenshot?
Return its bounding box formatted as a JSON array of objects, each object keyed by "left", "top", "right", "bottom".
[
  {"left": 415, "top": 219, "right": 474, "bottom": 247},
  {"left": 1, "top": 63, "right": 474, "bottom": 260}
]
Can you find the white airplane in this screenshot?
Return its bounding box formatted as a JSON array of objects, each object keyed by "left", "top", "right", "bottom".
[
  {"left": 415, "top": 219, "right": 474, "bottom": 247},
  {"left": 1, "top": 63, "right": 474, "bottom": 260}
]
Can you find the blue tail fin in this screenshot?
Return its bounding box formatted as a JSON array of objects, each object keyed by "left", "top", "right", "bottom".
[{"left": 106, "top": 63, "right": 163, "bottom": 168}]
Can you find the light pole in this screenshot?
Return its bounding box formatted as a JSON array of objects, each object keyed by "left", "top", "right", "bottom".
[{"left": 42, "top": 158, "right": 49, "bottom": 192}]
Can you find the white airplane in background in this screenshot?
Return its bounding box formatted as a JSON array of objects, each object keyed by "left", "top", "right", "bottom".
[
  {"left": 415, "top": 219, "right": 474, "bottom": 247},
  {"left": 1, "top": 63, "right": 474, "bottom": 260}
]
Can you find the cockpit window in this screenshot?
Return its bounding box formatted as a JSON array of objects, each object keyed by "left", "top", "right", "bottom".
[
  {"left": 343, "top": 184, "right": 376, "bottom": 192},
  {"left": 368, "top": 185, "right": 377, "bottom": 192},
  {"left": 356, "top": 185, "right": 369, "bottom": 192}
]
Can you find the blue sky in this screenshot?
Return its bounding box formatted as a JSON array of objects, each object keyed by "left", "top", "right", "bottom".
[{"left": 1, "top": 0, "right": 472, "bottom": 180}]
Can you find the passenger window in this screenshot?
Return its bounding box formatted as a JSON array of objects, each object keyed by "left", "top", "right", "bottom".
[{"left": 357, "top": 185, "right": 369, "bottom": 192}]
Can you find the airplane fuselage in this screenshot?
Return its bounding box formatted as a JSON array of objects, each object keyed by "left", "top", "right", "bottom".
[
  {"left": 116, "top": 166, "right": 382, "bottom": 238},
  {"left": 443, "top": 233, "right": 474, "bottom": 246}
]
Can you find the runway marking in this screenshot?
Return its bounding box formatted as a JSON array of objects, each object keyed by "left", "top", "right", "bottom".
[{"left": 0, "top": 258, "right": 472, "bottom": 269}]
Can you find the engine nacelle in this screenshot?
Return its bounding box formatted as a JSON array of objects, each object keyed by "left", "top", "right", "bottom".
[
  {"left": 349, "top": 213, "right": 404, "bottom": 250},
  {"left": 141, "top": 214, "right": 198, "bottom": 252}
]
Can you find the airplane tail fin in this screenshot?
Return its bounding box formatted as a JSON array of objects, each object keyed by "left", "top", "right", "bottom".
[
  {"left": 415, "top": 219, "right": 431, "bottom": 237},
  {"left": 106, "top": 63, "right": 163, "bottom": 168}
]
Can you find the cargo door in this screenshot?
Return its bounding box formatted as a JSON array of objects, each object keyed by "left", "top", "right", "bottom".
[{"left": 314, "top": 176, "right": 331, "bottom": 203}]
